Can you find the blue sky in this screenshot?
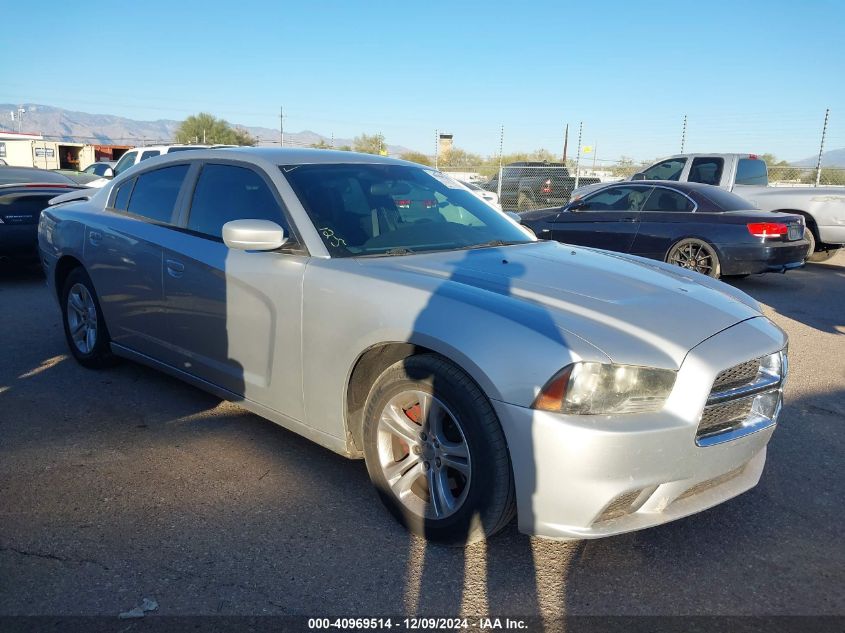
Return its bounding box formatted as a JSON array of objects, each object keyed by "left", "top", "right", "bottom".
[{"left": 2, "top": 0, "right": 843, "bottom": 161}]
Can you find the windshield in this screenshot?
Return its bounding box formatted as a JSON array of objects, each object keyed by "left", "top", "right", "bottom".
[{"left": 281, "top": 164, "right": 533, "bottom": 257}]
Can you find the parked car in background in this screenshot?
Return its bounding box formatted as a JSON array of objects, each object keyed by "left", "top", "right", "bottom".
[
  {"left": 84, "top": 145, "right": 216, "bottom": 187},
  {"left": 459, "top": 179, "right": 501, "bottom": 209},
  {"left": 485, "top": 162, "right": 601, "bottom": 212},
  {"left": 52, "top": 169, "right": 102, "bottom": 186},
  {"left": 521, "top": 181, "right": 808, "bottom": 278},
  {"left": 83, "top": 161, "right": 116, "bottom": 178},
  {"left": 573, "top": 153, "right": 844, "bottom": 262},
  {"left": 0, "top": 167, "right": 81, "bottom": 261},
  {"left": 41, "top": 148, "right": 789, "bottom": 544}
]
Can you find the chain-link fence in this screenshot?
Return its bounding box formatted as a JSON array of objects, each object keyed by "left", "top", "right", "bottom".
[{"left": 436, "top": 159, "right": 845, "bottom": 212}]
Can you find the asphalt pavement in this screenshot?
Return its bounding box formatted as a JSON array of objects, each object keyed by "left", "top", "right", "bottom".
[{"left": 0, "top": 254, "right": 843, "bottom": 618}]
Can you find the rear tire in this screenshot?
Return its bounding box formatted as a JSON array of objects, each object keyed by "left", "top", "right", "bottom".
[
  {"left": 666, "top": 238, "right": 721, "bottom": 278},
  {"left": 362, "top": 354, "right": 515, "bottom": 545},
  {"left": 805, "top": 230, "right": 838, "bottom": 262},
  {"left": 60, "top": 267, "right": 115, "bottom": 369}
]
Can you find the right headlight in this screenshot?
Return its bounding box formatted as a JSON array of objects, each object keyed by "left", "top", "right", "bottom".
[{"left": 532, "top": 362, "right": 677, "bottom": 415}]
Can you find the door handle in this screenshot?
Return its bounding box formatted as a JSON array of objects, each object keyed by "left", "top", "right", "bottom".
[
  {"left": 88, "top": 231, "right": 103, "bottom": 246},
  {"left": 166, "top": 258, "right": 185, "bottom": 278},
  {"left": 620, "top": 217, "right": 638, "bottom": 222}
]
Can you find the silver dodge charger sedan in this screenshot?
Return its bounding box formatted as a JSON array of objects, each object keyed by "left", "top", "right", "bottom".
[{"left": 39, "top": 148, "right": 788, "bottom": 544}]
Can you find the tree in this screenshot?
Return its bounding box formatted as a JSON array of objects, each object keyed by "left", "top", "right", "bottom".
[
  {"left": 399, "top": 151, "right": 432, "bottom": 166},
  {"left": 353, "top": 133, "right": 386, "bottom": 155},
  {"left": 174, "top": 112, "right": 256, "bottom": 146},
  {"left": 310, "top": 139, "right": 333, "bottom": 149},
  {"left": 337, "top": 144, "right": 352, "bottom": 152},
  {"left": 437, "top": 147, "right": 483, "bottom": 169}
]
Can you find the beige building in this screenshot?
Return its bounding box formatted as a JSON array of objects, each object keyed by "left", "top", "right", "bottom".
[{"left": 0, "top": 131, "right": 95, "bottom": 170}]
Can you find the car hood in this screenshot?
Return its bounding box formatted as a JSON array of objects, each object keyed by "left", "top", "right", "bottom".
[{"left": 356, "top": 241, "right": 762, "bottom": 369}]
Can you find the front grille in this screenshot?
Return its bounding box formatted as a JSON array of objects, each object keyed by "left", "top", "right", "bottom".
[
  {"left": 696, "top": 353, "right": 783, "bottom": 446},
  {"left": 712, "top": 358, "right": 761, "bottom": 393},
  {"left": 698, "top": 399, "right": 754, "bottom": 435}
]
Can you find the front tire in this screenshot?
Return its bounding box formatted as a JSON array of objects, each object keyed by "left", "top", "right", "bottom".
[
  {"left": 666, "top": 238, "right": 721, "bottom": 278},
  {"left": 61, "top": 267, "right": 115, "bottom": 369},
  {"left": 362, "top": 354, "right": 515, "bottom": 545}
]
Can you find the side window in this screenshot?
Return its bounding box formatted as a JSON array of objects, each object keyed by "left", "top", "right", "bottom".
[
  {"left": 139, "top": 150, "right": 161, "bottom": 162},
  {"left": 736, "top": 159, "right": 768, "bottom": 186},
  {"left": 642, "top": 188, "right": 695, "bottom": 212},
  {"left": 112, "top": 178, "right": 135, "bottom": 211},
  {"left": 187, "top": 164, "right": 285, "bottom": 238},
  {"left": 126, "top": 165, "right": 189, "bottom": 223},
  {"left": 578, "top": 186, "right": 652, "bottom": 211},
  {"left": 688, "top": 157, "right": 724, "bottom": 186},
  {"left": 113, "top": 151, "right": 137, "bottom": 176},
  {"left": 641, "top": 158, "right": 686, "bottom": 181}
]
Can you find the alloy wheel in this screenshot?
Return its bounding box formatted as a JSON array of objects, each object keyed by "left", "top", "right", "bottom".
[
  {"left": 66, "top": 282, "right": 98, "bottom": 354},
  {"left": 668, "top": 239, "right": 718, "bottom": 276},
  {"left": 376, "top": 390, "right": 471, "bottom": 520}
]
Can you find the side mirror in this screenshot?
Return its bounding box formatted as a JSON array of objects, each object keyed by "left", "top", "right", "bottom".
[
  {"left": 569, "top": 200, "right": 588, "bottom": 211},
  {"left": 631, "top": 172, "right": 646, "bottom": 181},
  {"left": 103, "top": 167, "right": 115, "bottom": 179},
  {"left": 505, "top": 211, "right": 522, "bottom": 223},
  {"left": 222, "top": 219, "right": 287, "bottom": 251}
]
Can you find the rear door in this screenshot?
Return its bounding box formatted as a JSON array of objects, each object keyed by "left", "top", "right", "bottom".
[
  {"left": 549, "top": 185, "right": 652, "bottom": 252},
  {"left": 629, "top": 186, "right": 698, "bottom": 259},
  {"left": 85, "top": 163, "right": 191, "bottom": 359},
  {"left": 161, "top": 161, "right": 306, "bottom": 419}
]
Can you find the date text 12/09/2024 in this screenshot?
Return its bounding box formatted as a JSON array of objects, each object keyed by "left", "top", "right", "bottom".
[{"left": 308, "top": 618, "right": 528, "bottom": 630}]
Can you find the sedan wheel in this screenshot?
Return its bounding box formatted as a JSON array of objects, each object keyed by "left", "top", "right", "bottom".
[
  {"left": 61, "top": 267, "right": 115, "bottom": 369},
  {"left": 376, "top": 390, "right": 471, "bottom": 520},
  {"left": 362, "top": 354, "right": 515, "bottom": 544},
  {"left": 67, "top": 283, "right": 98, "bottom": 354},
  {"left": 667, "top": 238, "right": 721, "bottom": 278}
]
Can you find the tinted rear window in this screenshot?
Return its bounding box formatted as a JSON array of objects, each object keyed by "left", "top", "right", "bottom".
[
  {"left": 698, "top": 187, "right": 757, "bottom": 211},
  {"left": 736, "top": 159, "right": 768, "bottom": 186},
  {"left": 126, "top": 165, "right": 188, "bottom": 223}
]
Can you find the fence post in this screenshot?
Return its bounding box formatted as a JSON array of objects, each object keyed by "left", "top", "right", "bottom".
[
  {"left": 497, "top": 165, "right": 503, "bottom": 201},
  {"left": 573, "top": 122, "right": 583, "bottom": 190},
  {"left": 815, "top": 108, "right": 829, "bottom": 188}
]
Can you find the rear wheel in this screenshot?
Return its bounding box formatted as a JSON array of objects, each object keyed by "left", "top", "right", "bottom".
[
  {"left": 362, "top": 354, "right": 515, "bottom": 545},
  {"left": 61, "top": 268, "right": 115, "bottom": 369},
  {"left": 805, "top": 230, "right": 838, "bottom": 263},
  {"left": 666, "top": 238, "right": 721, "bottom": 278}
]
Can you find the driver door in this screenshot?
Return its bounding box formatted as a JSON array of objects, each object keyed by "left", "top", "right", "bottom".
[{"left": 549, "top": 185, "right": 652, "bottom": 252}]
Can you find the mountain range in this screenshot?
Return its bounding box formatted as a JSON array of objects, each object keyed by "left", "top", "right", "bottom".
[{"left": 0, "top": 103, "right": 414, "bottom": 155}]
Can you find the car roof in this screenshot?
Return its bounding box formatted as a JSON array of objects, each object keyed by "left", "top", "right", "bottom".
[
  {"left": 140, "top": 146, "right": 415, "bottom": 166},
  {"left": 601, "top": 180, "right": 726, "bottom": 193},
  {"left": 0, "top": 166, "right": 78, "bottom": 185}
]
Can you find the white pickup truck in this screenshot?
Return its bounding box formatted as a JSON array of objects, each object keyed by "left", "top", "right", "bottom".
[{"left": 575, "top": 153, "right": 844, "bottom": 262}]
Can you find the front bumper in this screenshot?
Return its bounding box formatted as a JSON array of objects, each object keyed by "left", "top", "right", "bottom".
[
  {"left": 719, "top": 239, "right": 808, "bottom": 275},
  {"left": 493, "top": 316, "right": 787, "bottom": 540}
]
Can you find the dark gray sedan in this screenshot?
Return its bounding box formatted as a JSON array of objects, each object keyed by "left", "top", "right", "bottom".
[{"left": 520, "top": 181, "right": 808, "bottom": 278}]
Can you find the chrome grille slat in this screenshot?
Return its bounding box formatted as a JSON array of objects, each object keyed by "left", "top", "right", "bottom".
[{"left": 698, "top": 398, "right": 754, "bottom": 435}]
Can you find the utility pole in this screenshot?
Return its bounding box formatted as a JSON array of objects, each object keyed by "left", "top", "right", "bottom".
[
  {"left": 280, "top": 106, "right": 284, "bottom": 147},
  {"left": 562, "top": 123, "right": 569, "bottom": 163},
  {"left": 202, "top": 129, "right": 206, "bottom": 144},
  {"left": 592, "top": 141, "right": 598, "bottom": 170},
  {"left": 331, "top": 132, "right": 334, "bottom": 148},
  {"left": 573, "top": 122, "right": 584, "bottom": 189},
  {"left": 680, "top": 114, "right": 687, "bottom": 153},
  {"left": 815, "top": 108, "right": 830, "bottom": 187},
  {"left": 434, "top": 129, "right": 439, "bottom": 169}
]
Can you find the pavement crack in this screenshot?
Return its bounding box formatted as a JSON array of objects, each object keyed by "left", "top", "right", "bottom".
[{"left": 0, "top": 543, "right": 110, "bottom": 571}]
